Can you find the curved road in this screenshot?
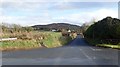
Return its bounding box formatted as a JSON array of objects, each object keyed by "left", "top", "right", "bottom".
[{"left": 2, "top": 35, "right": 118, "bottom": 65}]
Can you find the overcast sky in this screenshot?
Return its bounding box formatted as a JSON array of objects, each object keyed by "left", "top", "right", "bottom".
[{"left": 0, "top": 0, "right": 119, "bottom": 26}]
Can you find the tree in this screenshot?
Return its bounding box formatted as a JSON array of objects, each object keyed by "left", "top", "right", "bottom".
[
  {"left": 12, "top": 24, "right": 22, "bottom": 32},
  {"left": 24, "top": 27, "right": 34, "bottom": 32},
  {"left": 1, "top": 23, "right": 9, "bottom": 32},
  {"left": 84, "top": 17, "right": 120, "bottom": 39},
  {"left": 81, "top": 23, "right": 90, "bottom": 33}
]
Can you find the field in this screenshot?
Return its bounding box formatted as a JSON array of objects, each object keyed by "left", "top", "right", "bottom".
[{"left": 1, "top": 31, "right": 72, "bottom": 51}]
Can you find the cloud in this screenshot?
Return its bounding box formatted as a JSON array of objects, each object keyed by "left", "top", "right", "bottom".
[
  {"left": 52, "top": 8, "right": 118, "bottom": 26},
  {"left": 0, "top": 8, "right": 2, "bottom": 16},
  {"left": 93, "top": 9, "right": 118, "bottom": 20},
  {"left": 1, "top": 1, "right": 118, "bottom": 26},
  {"left": 1, "top": 1, "right": 118, "bottom": 11},
  {"left": 1, "top": 1, "right": 118, "bottom": 13},
  {"left": 2, "top": 2, "right": 51, "bottom": 12},
  {"left": 1, "top": 0, "right": 120, "bottom": 2},
  {"left": 50, "top": 2, "right": 76, "bottom": 10},
  {"left": 50, "top": 2, "right": 118, "bottom": 10},
  {"left": 1, "top": 8, "right": 117, "bottom": 26},
  {"left": 0, "top": 15, "right": 52, "bottom": 26}
]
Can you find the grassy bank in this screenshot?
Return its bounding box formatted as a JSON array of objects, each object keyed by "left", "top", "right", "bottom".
[
  {"left": 85, "top": 38, "right": 120, "bottom": 49},
  {"left": 1, "top": 31, "right": 72, "bottom": 51},
  {"left": 97, "top": 44, "right": 120, "bottom": 49}
]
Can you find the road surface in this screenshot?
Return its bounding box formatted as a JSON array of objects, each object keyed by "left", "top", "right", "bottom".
[{"left": 2, "top": 35, "right": 118, "bottom": 65}]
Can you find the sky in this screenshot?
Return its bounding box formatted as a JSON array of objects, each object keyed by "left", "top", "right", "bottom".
[{"left": 0, "top": 0, "right": 119, "bottom": 26}]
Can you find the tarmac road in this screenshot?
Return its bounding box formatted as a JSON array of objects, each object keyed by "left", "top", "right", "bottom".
[{"left": 2, "top": 35, "right": 118, "bottom": 65}]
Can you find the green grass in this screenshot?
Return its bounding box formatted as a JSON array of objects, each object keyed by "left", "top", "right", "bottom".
[
  {"left": 85, "top": 38, "right": 120, "bottom": 49},
  {"left": 97, "top": 44, "right": 120, "bottom": 49},
  {"left": 1, "top": 40, "right": 39, "bottom": 51},
  {"left": 42, "top": 32, "right": 61, "bottom": 48},
  {"left": 42, "top": 32, "right": 72, "bottom": 48},
  {"left": 1, "top": 31, "right": 72, "bottom": 51}
]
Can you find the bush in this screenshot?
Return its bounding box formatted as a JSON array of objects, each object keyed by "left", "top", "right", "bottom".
[
  {"left": 84, "top": 17, "right": 120, "bottom": 45},
  {"left": 84, "top": 17, "right": 120, "bottom": 39}
]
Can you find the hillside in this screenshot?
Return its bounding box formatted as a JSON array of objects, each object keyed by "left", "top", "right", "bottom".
[{"left": 32, "top": 23, "right": 81, "bottom": 32}]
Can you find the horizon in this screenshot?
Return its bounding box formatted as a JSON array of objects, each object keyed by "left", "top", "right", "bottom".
[
  {"left": 1, "top": 1, "right": 118, "bottom": 26},
  {"left": 27, "top": 16, "right": 119, "bottom": 27},
  {"left": 1, "top": 16, "right": 118, "bottom": 27}
]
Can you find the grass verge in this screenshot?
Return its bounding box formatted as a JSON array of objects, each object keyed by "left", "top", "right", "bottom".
[
  {"left": 85, "top": 38, "right": 120, "bottom": 49},
  {"left": 97, "top": 44, "right": 120, "bottom": 49},
  {"left": 1, "top": 31, "right": 72, "bottom": 51}
]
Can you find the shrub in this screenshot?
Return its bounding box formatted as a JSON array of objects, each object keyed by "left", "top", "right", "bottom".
[{"left": 84, "top": 17, "right": 120, "bottom": 45}]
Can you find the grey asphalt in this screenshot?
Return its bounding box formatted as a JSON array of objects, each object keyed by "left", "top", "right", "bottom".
[{"left": 2, "top": 35, "right": 118, "bottom": 65}]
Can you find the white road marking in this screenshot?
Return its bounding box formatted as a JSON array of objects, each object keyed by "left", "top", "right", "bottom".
[
  {"left": 89, "top": 47, "right": 95, "bottom": 50},
  {"left": 93, "top": 57, "right": 96, "bottom": 59},
  {"left": 89, "top": 47, "right": 102, "bottom": 51},
  {"left": 79, "top": 49, "right": 92, "bottom": 60},
  {"left": 79, "top": 49, "right": 82, "bottom": 50}
]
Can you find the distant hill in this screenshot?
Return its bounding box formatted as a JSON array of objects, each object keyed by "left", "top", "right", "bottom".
[{"left": 32, "top": 23, "right": 81, "bottom": 32}]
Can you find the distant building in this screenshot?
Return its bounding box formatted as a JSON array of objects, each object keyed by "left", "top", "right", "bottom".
[
  {"left": 68, "top": 30, "right": 71, "bottom": 33},
  {"left": 51, "top": 29, "right": 57, "bottom": 32}
]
